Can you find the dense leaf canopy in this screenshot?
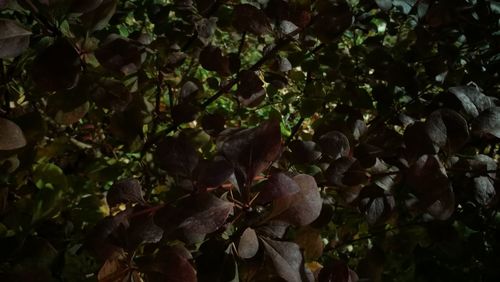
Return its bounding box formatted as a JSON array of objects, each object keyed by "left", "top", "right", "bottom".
[{"left": 0, "top": 0, "right": 499, "bottom": 281}]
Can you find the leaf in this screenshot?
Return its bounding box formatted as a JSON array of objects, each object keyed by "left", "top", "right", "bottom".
[
  {"left": 325, "top": 157, "right": 369, "bottom": 187},
  {"left": 312, "top": 0, "right": 353, "bottom": 42},
  {"left": 238, "top": 70, "right": 264, "bottom": 99},
  {"left": 471, "top": 107, "right": 500, "bottom": 138},
  {"left": 375, "top": 0, "right": 392, "bottom": 10},
  {"left": 233, "top": 4, "right": 272, "bottom": 35},
  {"left": 81, "top": 0, "right": 117, "bottom": 32},
  {"left": 46, "top": 89, "right": 89, "bottom": 125},
  {"left": 178, "top": 193, "right": 234, "bottom": 235},
  {"left": 257, "top": 172, "right": 300, "bottom": 204},
  {"left": 0, "top": 18, "right": 31, "bottom": 58},
  {"left": 261, "top": 237, "right": 303, "bottom": 282},
  {"left": 256, "top": 220, "right": 290, "bottom": 239},
  {"left": 196, "top": 239, "right": 238, "bottom": 282},
  {"left": 86, "top": 210, "right": 131, "bottom": 260},
  {"left": 127, "top": 210, "right": 164, "bottom": 247},
  {"left": 473, "top": 176, "right": 496, "bottom": 207},
  {"left": 318, "top": 259, "right": 359, "bottom": 282},
  {"left": 404, "top": 122, "right": 438, "bottom": 157},
  {"left": 295, "top": 227, "right": 324, "bottom": 261},
  {"left": 196, "top": 17, "right": 217, "bottom": 45},
  {"left": 70, "top": 0, "right": 103, "bottom": 13},
  {"left": 318, "top": 131, "right": 350, "bottom": 160},
  {"left": 144, "top": 245, "right": 197, "bottom": 282},
  {"left": 358, "top": 186, "right": 395, "bottom": 226},
  {"left": 31, "top": 39, "right": 81, "bottom": 91},
  {"left": 238, "top": 227, "right": 259, "bottom": 259},
  {"left": 0, "top": 118, "right": 27, "bottom": 150},
  {"left": 106, "top": 179, "right": 145, "bottom": 208},
  {"left": 196, "top": 158, "right": 234, "bottom": 188},
  {"left": 448, "top": 85, "right": 494, "bottom": 118},
  {"left": 218, "top": 118, "right": 282, "bottom": 185},
  {"left": 273, "top": 174, "right": 322, "bottom": 226},
  {"left": 426, "top": 186, "right": 455, "bottom": 220},
  {"left": 33, "top": 162, "right": 68, "bottom": 191},
  {"left": 201, "top": 113, "right": 226, "bottom": 136},
  {"left": 155, "top": 136, "right": 199, "bottom": 176},
  {"left": 425, "top": 109, "right": 469, "bottom": 152},
  {"left": 199, "top": 45, "right": 231, "bottom": 76},
  {"left": 172, "top": 103, "right": 200, "bottom": 125},
  {"left": 288, "top": 140, "right": 322, "bottom": 164},
  {"left": 406, "top": 155, "right": 452, "bottom": 206},
  {"left": 91, "top": 78, "right": 132, "bottom": 112},
  {"left": 95, "top": 35, "right": 145, "bottom": 76},
  {"left": 97, "top": 255, "right": 129, "bottom": 282}
]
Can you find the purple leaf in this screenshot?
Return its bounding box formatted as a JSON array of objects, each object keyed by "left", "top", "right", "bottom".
[
  {"left": 218, "top": 118, "right": 282, "bottom": 185},
  {"left": 472, "top": 107, "right": 500, "bottom": 139},
  {"left": 233, "top": 4, "right": 272, "bottom": 35},
  {"left": 257, "top": 172, "right": 300, "bottom": 204},
  {"left": 318, "top": 131, "right": 350, "bottom": 160},
  {"left": 0, "top": 118, "right": 27, "bottom": 150},
  {"left": 106, "top": 179, "right": 145, "bottom": 208},
  {"left": 0, "top": 19, "right": 31, "bottom": 58},
  {"left": 238, "top": 227, "right": 259, "bottom": 259},
  {"left": 261, "top": 237, "right": 303, "bottom": 282},
  {"left": 155, "top": 136, "right": 199, "bottom": 176},
  {"left": 272, "top": 174, "right": 322, "bottom": 226},
  {"left": 178, "top": 193, "right": 234, "bottom": 235}
]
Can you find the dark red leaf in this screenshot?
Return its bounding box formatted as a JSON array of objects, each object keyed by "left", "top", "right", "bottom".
[
  {"left": 199, "top": 45, "right": 231, "bottom": 76},
  {"left": 257, "top": 172, "right": 300, "bottom": 204},
  {"left": 144, "top": 245, "right": 197, "bottom": 282},
  {"left": 318, "top": 131, "right": 350, "bottom": 160},
  {"left": 70, "top": 0, "right": 103, "bottom": 13},
  {"left": 358, "top": 186, "right": 395, "bottom": 226},
  {"left": 95, "top": 35, "right": 144, "bottom": 76},
  {"left": 425, "top": 109, "right": 469, "bottom": 152},
  {"left": 471, "top": 107, "right": 500, "bottom": 139},
  {"left": 218, "top": 118, "right": 282, "bottom": 184},
  {"left": 91, "top": 78, "right": 132, "bottom": 112},
  {"left": 325, "top": 157, "right": 369, "bottom": 187},
  {"left": 0, "top": 118, "right": 27, "bottom": 150},
  {"left": 172, "top": 103, "right": 199, "bottom": 124},
  {"left": 261, "top": 237, "right": 303, "bottom": 282},
  {"left": 448, "top": 85, "right": 494, "bottom": 118},
  {"left": 31, "top": 39, "right": 81, "bottom": 91},
  {"left": 196, "top": 158, "right": 234, "bottom": 188},
  {"left": 81, "top": 0, "right": 117, "bottom": 31},
  {"left": 201, "top": 113, "right": 225, "bottom": 135},
  {"left": 155, "top": 136, "right": 199, "bottom": 176},
  {"left": 0, "top": 18, "right": 31, "bottom": 58},
  {"left": 272, "top": 174, "right": 322, "bottom": 226},
  {"left": 406, "top": 154, "right": 453, "bottom": 211},
  {"left": 233, "top": 4, "right": 272, "bottom": 35},
  {"left": 312, "top": 0, "right": 353, "bottom": 42},
  {"left": 318, "top": 259, "right": 359, "bottom": 282},
  {"left": 178, "top": 193, "right": 233, "bottom": 235},
  {"left": 426, "top": 186, "right": 455, "bottom": 220},
  {"left": 472, "top": 176, "right": 496, "bottom": 207},
  {"left": 238, "top": 227, "right": 259, "bottom": 259},
  {"left": 238, "top": 70, "right": 264, "bottom": 99},
  {"left": 288, "top": 140, "right": 322, "bottom": 164},
  {"left": 106, "top": 179, "right": 145, "bottom": 208},
  {"left": 404, "top": 122, "right": 438, "bottom": 157}
]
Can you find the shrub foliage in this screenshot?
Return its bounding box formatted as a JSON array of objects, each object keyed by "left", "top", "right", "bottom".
[{"left": 0, "top": 0, "right": 499, "bottom": 281}]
